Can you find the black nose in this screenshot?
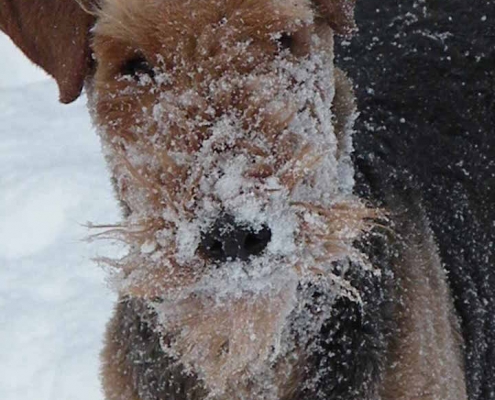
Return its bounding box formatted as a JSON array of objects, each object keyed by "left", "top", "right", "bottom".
[{"left": 199, "top": 215, "right": 272, "bottom": 262}]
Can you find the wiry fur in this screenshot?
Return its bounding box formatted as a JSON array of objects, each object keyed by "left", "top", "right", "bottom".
[
  {"left": 87, "top": 1, "right": 387, "bottom": 398},
  {"left": 0, "top": 0, "right": 483, "bottom": 399}
]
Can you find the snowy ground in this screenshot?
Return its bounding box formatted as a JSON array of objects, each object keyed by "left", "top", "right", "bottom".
[{"left": 0, "top": 34, "right": 119, "bottom": 400}]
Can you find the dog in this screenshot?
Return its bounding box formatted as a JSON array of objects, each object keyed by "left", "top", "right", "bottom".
[{"left": 1, "top": 0, "right": 493, "bottom": 399}]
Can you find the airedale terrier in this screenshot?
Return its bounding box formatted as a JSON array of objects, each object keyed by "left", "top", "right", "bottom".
[{"left": 3, "top": 0, "right": 489, "bottom": 399}]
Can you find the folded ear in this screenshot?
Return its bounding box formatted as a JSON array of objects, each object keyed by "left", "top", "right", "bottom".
[
  {"left": 0, "top": 0, "right": 95, "bottom": 103},
  {"left": 312, "top": 0, "right": 356, "bottom": 36}
]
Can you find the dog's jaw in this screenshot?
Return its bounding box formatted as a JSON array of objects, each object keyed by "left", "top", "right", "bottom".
[{"left": 86, "top": 0, "right": 375, "bottom": 398}]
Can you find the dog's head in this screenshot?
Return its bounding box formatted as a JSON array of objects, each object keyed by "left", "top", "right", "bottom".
[
  {"left": 2, "top": 1, "right": 389, "bottom": 398},
  {"left": 88, "top": 2, "right": 374, "bottom": 396},
  {"left": 88, "top": 0, "right": 364, "bottom": 285}
]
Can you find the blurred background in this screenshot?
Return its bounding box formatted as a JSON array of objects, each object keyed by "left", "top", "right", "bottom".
[{"left": 0, "top": 34, "right": 48, "bottom": 88}]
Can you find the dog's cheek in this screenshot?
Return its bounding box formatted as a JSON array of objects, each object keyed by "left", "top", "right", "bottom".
[
  {"left": 311, "top": 0, "right": 357, "bottom": 36},
  {"left": 92, "top": 84, "right": 156, "bottom": 142}
]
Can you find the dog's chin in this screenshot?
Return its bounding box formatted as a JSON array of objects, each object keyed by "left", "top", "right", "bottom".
[{"left": 149, "top": 264, "right": 341, "bottom": 399}]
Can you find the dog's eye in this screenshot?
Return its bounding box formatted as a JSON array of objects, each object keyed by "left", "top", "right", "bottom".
[
  {"left": 277, "top": 33, "right": 294, "bottom": 52},
  {"left": 121, "top": 56, "right": 155, "bottom": 80}
]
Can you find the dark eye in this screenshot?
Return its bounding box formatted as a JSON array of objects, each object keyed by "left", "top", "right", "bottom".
[
  {"left": 277, "top": 33, "right": 294, "bottom": 52},
  {"left": 121, "top": 56, "right": 155, "bottom": 80}
]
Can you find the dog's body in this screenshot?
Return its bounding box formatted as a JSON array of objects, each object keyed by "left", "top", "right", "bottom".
[{"left": 1, "top": 0, "right": 493, "bottom": 399}]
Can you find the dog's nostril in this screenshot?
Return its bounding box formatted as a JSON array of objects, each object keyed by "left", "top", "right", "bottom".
[
  {"left": 243, "top": 228, "right": 272, "bottom": 256},
  {"left": 205, "top": 239, "right": 224, "bottom": 260},
  {"left": 199, "top": 216, "right": 272, "bottom": 262}
]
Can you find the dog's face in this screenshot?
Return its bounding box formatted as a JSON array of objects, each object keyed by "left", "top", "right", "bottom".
[{"left": 87, "top": 0, "right": 373, "bottom": 397}]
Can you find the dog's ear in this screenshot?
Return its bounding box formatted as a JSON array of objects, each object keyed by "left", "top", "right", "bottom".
[
  {"left": 312, "top": 0, "right": 356, "bottom": 36},
  {"left": 0, "top": 0, "right": 96, "bottom": 103}
]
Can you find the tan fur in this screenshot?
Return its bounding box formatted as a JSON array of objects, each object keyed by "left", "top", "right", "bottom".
[
  {"left": 332, "top": 68, "right": 357, "bottom": 161},
  {"left": 101, "top": 301, "right": 141, "bottom": 400},
  {"left": 312, "top": 0, "right": 356, "bottom": 35},
  {"left": 157, "top": 293, "right": 299, "bottom": 398},
  {"left": 380, "top": 216, "right": 468, "bottom": 400},
  {"left": 90, "top": 0, "right": 318, "bottom": 143}
]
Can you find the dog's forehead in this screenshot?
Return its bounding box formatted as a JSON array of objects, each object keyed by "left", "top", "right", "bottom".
[{"left": 94, "top": 0, "right": 315, "bottom": 53}]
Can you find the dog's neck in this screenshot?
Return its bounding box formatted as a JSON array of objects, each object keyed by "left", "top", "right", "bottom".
[{"left": 380, "top": 215, "right": 467, "bottom": 400}]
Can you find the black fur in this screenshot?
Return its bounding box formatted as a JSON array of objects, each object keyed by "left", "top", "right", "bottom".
[
  {"left": 107, "top": 298, "right": 207, "bottom": 400},
  {"left": 336, "top": 1, "right": 495, "bottom": 398},
  {"left": 293, "top": 228, "right": 398, "bottom": 400}
]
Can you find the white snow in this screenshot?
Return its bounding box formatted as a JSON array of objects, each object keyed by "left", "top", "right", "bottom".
[
  {"left": 0, "top": 34, "right": 48, "bottom": 88},
  {"left": 0, "top": 34, "right": 118, "bottom": 400}
]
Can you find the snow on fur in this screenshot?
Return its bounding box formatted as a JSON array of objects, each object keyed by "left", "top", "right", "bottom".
[{"left": 88, "top": 6, "right": 377, "bottom": 398}]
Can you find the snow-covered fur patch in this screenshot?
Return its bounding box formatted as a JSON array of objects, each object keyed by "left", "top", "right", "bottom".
[{"left": 87, "top": 0, "right": 376, "bottom": 398}]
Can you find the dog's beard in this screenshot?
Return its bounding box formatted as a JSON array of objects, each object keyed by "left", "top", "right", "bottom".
[
  {"left": 153, "top": 277, "right": 299, "bottom": 399},
  {"left": 150, "top": 260, "right": 359, "bottom": 399}
]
